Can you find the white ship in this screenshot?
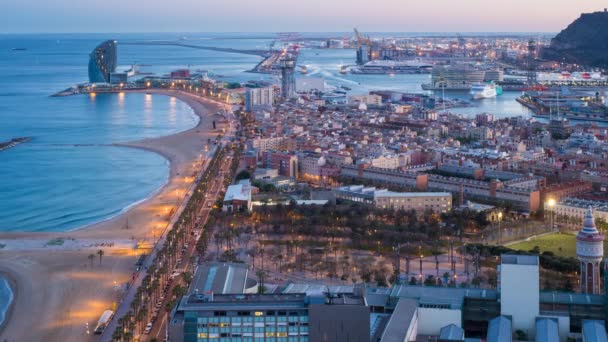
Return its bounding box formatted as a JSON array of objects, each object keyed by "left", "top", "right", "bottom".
[
  {"left": 470, "top": 83, "right": 498, "bottom": 100},
  {"left": 350, "top": 59, "right": 432, "bottom": 74}
]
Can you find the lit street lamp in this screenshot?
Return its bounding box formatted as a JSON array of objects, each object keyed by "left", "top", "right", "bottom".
[{"left": 547, "top": 198, "right": 556, "bottom": 231}]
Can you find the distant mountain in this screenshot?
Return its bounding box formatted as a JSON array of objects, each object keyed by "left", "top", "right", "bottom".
[{"left": 542, "top": 10, "right": 608, "bottom": 68}]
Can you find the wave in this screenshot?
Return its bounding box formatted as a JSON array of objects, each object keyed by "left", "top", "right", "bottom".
[{"left": 0, "top": 277, "right": 14, "bottom": 327}]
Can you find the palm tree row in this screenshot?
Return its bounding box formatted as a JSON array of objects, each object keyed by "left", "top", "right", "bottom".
[{"left": 112, "top": 141, "right": 245, "bottom": 341}]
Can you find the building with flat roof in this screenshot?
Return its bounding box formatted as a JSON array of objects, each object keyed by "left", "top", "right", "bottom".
[
  {"left": 341, "top": 165, "right": 541, "bottom": 213},
  {"left": 190, "top": 263, "right": 257, "bottom": 295},
  {"left": 222, "top": 180, "right": 253, "bottom": 213},
  {"left": 246, "top": 87, "right": 274, "bottom": 112},
  {"left": 380, "top": 298, "right": 419, "bottom": 342},
  {"left": 334, "top": 185, "right": 452, "bottom": 213},
  {"left": 171, "top": 283, "right": 369, "bottom": 341},
  {"left": 88, "top": 40, "right": 117, "bottom": 83},
  {"left": 499, "top": 254, "right": 539, "bottom": 337}
]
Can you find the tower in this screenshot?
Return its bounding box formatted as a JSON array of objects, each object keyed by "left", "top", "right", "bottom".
[
  {"left": 526, "top": 39, "right": 537, "bottom": 85},
  {"left": 576, "top": 207, "right": 604, "bottom": 294},
  {"left": 280, "top": 56, "right": 296, "bottom": 99}
]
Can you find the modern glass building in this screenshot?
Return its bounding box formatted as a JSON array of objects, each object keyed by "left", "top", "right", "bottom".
[{"left": 88, "top": 40, "right": 117, "bottom": 83}]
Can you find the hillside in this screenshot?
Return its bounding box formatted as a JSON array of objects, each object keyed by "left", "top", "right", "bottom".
[{"left": 542, "top": 10, "right": 608, "bottom": 68}]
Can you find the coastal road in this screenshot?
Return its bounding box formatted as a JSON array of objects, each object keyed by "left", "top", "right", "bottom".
[
  {"left": 149, "top": 154, "right": 232, "bottom": 341},
  {"left": 99, "top": 145, "right": 219, "bottom": 342}
]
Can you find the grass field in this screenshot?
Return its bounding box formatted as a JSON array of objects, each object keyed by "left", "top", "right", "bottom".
[{"left": 507, "top": 233, "right": 578, "bottom": 258}]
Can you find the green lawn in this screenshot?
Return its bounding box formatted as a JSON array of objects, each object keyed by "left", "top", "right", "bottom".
[{"left": 507, "top": 233, "right": 578, "bottom": 258}]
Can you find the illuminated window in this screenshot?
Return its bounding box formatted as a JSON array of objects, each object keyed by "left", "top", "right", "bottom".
[{"left": 254, "top": 311, "right": 264, "bottom": 317}]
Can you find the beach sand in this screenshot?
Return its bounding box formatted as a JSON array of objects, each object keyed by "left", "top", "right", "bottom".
[{"left": 0, "top": 90, "right": 225, "bottom": 341}]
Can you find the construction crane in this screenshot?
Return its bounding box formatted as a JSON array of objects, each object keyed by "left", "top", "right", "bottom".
[{"left": 353, "top": 28, "right": 373, "bottom": 48}]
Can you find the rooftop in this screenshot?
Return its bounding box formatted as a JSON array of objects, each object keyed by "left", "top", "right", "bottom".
[
  {"left": 381, "top": 298, "right": 418, "bottom": 342},
  {"left": 501, "top": 254, "right": 539, "bottom": 266},
  {"left": 189, "top": 262, "right": 253, "bottom": 295}
]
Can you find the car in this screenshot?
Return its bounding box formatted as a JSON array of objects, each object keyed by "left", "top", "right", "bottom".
[{"left": 144, "top": 322, "right": 153, "bottom": 334}]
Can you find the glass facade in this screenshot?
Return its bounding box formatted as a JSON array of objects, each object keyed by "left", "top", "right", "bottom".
[
  {"left": 184, "top": 309, "right": 309, "bottom": 342},
  {"left": 88, "top": 40, "right": 118, "bottom": 83}
]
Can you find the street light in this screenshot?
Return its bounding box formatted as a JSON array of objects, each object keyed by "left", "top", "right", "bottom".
[
  {"left": 547, "top": 198, "right": 556, "bottom": 231},
  {"left": 497, "top": 212, "right": 503, "bottom": 245}
]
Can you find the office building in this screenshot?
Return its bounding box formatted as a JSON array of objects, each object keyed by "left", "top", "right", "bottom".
[
  {"left": 88, "top": 40, "right": 117, "bottom": 83},
  {"left": 171, "top": 277, "right": 369, "bottom": 342},
  {"left": 245, "top": 87, "right": 274, "bottom": 112},
  {"left": 280, "top": 57, "right": 296, "bottom": 98}
]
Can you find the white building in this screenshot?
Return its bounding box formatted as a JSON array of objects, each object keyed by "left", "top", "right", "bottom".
[
  {"left": 245, "top": 87, "right": 274, "bottom": 111},
  {"left": 222, "top": 180, "right": 253, "bottom": 213},
  {"left": 296, "top": 77, "right": 326, "bottom": 93},
  {"left": 348, "top": 94, "right": 383, "bottom": 106},
  {"left": 499, "top": 254, "right": 539, "bottom": 337}
]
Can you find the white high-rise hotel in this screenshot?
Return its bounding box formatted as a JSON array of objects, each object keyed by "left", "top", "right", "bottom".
[{"left": 576, "top": 207, "right": 604, "bottom": 294}]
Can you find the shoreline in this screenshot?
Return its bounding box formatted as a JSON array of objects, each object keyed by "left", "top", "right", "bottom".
[
  {"left": 0, "top": 89, "right": 225, "bottom": 340},
  {"left": 0, "top": 272, "right": 15, "bottom": 334}
]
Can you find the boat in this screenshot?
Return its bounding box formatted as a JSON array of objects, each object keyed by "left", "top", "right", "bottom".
[
  {"left": 350, "top": 59, "right": 432, "bottom": 75},
  {"left": 10, "top": 48, "right": 27, "bottom": 51},
  {"left": 422, "top": 64, "right": 501, "bottom": 91},
  {"left": 339, "top": 65, "right": 348, "bottom": 74},
  {"left": 299, "top": 65, "right": 308, "bottom": 74},
  {"left": 470, "top": 83, "right": 501, "bottom": 100}
]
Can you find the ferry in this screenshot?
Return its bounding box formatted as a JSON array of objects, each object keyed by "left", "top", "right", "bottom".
[
  {"left": 470, "top": 83, "right": 502, "bottom": 100},
  {"left": 350, "top": 60, "right": 432, "bottom": 75}
]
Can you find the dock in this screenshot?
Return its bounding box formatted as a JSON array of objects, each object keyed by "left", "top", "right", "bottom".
[{"left": 0, "top": 137, "right": 31, "bottom": 151}]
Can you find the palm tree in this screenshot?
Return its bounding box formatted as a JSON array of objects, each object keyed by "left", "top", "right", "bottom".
[
  {"left": 97, "top": 249, "right": 104, "bottom": 265},
  {"left": 88, "top": 253, "right": 95, "bottom": 268},
  {"left": 255, "top": 269, "right": 267, "bottom": 294}
]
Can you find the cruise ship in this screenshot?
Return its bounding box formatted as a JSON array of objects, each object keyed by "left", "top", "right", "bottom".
[
  {"left": 422, "top": 64, "right": 503, "bottom": 91},
  {"left": 350, "top": 60, "right": 433, "bottom": 74},
  {"left": 470, "top": 83, "right": 502, "bottom": 100}
]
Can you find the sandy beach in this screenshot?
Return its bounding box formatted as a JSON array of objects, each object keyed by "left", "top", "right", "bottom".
[{"left": 0, "top": 90, "right": 225, "bottom": 341}]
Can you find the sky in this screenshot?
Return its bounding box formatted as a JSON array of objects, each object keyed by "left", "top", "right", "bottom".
[{"left": 0, "top": 0, "right": 604, "bottom": 33}]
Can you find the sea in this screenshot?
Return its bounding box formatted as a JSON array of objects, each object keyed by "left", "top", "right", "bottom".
[{"left": 0, "top": 32, "right": 536, "bottom": 320}]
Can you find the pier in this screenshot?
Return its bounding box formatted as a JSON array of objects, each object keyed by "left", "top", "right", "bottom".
[
  {"left": 120, "top": 40, "right": 298, "bottom": 74},
  {"left": 0, "top": 137, "right": 31, "bottom": 151},
  {"left": 121, "top": 41, "right": 272, "bottom": 57}
]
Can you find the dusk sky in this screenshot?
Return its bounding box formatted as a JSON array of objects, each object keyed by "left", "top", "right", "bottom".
[{"left": 1, "top": 0, "right": 603, "bottom": 33}]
